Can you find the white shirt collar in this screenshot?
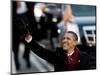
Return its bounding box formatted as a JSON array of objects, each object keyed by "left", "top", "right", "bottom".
[{"left": 67, "top": 50, "right": 74, "bottom": 56}]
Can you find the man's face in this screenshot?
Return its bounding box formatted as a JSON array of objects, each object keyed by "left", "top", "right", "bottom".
[{"left": 62, "top": 33, "right": 77, "bottom": 51}]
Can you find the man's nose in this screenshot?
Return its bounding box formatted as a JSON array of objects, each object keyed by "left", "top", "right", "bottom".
[{"left": 62, "top": 39, "right": 67, "bottom": 43}]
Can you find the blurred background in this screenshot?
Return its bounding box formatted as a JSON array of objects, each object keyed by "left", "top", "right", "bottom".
[{"left": 12, "top": 1, "right": 96, "bottom": 74}]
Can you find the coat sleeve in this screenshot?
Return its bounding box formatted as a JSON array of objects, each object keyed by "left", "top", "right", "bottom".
[{"left": 30, "top": 39, "right": 55, "bottom": 64}]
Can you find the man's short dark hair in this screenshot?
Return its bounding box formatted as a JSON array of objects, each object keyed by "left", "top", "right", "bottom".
[{"left": 66, "top": 31, "right": 78, "bottom": 41}]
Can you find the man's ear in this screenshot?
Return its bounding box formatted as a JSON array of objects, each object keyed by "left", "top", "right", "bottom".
[{"left": 74, "top": 40, "right": 78, "bottom": 46}]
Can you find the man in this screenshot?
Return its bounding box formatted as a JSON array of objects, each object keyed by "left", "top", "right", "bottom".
[{"left": 26, "top": 31, "right": 90, "bottom": 71}]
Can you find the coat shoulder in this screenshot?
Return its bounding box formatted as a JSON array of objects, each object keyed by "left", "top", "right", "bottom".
[{"left": 78, "top": 51, "right": 89, "bottom": 61}]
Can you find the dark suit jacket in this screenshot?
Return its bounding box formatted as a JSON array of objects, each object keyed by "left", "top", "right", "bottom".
[{"left": 30, "top": 39, "right": 90, "bottom": 72}]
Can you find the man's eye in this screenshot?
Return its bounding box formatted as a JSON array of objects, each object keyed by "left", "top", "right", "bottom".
[
  {"left": 67, "top": 37, "right": 70, "bottom": 40},
  {"left": 63, "top": 37, "right": 65, "bottom": 40}
]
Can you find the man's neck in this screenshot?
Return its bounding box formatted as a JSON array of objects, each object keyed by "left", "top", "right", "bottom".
[{"left": 67, "top": 48, "right": 75, "bottom": 56}]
